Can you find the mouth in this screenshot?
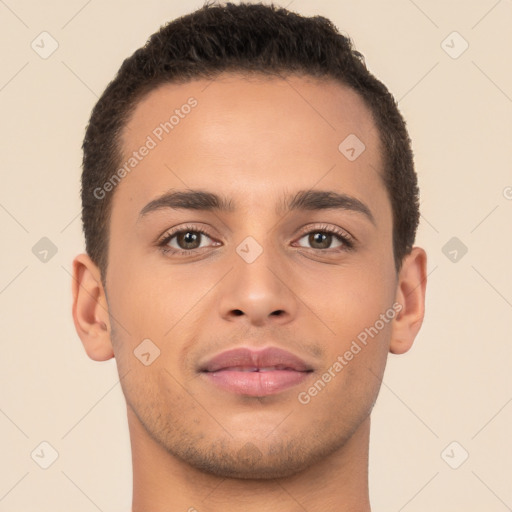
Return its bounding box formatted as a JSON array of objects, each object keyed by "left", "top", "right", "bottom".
[
  {"left": 213, "top": 365, "right": 302, "bottom": 372},
  {"left": 199, "top": 347, "right": 314, "bottom": 397}
]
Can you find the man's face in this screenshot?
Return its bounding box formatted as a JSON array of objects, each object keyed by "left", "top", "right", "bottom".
[{"left": 105, "top": 73, "right": 398, "bottom": 478}]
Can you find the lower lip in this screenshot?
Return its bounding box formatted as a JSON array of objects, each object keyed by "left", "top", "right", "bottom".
[{"left": 202, "top": 369, "right": 311, "bottom": 397}]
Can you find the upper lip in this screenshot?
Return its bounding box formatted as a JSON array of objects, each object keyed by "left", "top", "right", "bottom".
[{"left": 199, "top": 347, "right": 314, "bottom": 372}]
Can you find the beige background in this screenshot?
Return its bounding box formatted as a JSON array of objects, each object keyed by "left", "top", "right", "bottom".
[{"left": 1, "top": 0, "right": 511, "bottom": 510}]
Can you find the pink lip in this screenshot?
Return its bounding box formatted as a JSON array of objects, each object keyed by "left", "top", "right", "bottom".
[{"left": 199, "top": 347, "right": 314, "bottom": 397}]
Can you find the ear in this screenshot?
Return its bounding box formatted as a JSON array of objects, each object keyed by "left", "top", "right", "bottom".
[
  {"left": 389, "top": 247, "right": 427, "bottom": 355},
  {"left": 71, "top": 253, "right": 114, "bottom": 361}
]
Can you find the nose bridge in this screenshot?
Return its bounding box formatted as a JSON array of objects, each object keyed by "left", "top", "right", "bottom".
[
  {"left": 218, "top": 230, "right": 297, "bottom": 326},
  {"left": 236, "top": 233, "right": 281, "bottom": 292}
]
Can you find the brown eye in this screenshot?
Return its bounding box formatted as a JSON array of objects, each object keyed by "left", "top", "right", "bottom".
[
  {"left": 176, "top": 231, "right": 202, "bottom": 250},
  {"left": 308, "top": 232, "right": 333, "bottom": 249},
  {"left": 159, "top": 227, "right": 217, "bottom": 254},
  {"left": 296, "top": 230, "right": 345, "bottom": 250}
]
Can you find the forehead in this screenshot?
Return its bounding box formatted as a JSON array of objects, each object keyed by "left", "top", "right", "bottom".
[{"left": 113, "top": 73, "right": 387, "bottom": 221}]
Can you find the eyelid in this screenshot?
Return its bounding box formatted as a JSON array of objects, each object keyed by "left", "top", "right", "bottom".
[
  {"left": 156, "top": 223, "right": 215, "bottom": 246},
  {"left": 296, "top": 223, "right": 355, "bottom": 243}
]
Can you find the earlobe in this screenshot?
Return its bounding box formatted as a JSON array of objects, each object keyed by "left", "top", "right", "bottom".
[
  {"left": 389, "top": 247, "right": 427, "bottom": 355},
  {"left": 71, "top": 253, "right": 114, "bottom": 361}
]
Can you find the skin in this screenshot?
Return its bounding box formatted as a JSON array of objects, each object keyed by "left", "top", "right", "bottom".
[{"left": 72, "top": 73, "right": 427, "bottom": 512}]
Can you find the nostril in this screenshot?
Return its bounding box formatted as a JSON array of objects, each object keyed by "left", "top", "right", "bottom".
[
  {"left": 233, "top": 309, "right": 244, "bottom": 316},
  {"left": 271, "top": 310, "right": 284, "bottom": 316}
]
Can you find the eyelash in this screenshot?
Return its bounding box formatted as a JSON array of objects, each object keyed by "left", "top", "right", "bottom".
[{"left": 157, "top": 223, "right": 355, "bottom": 256}]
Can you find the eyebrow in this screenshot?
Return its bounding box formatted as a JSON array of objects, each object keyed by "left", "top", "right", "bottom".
[{"left": 138, "top": 189, "right": 375, "bottom": 225}]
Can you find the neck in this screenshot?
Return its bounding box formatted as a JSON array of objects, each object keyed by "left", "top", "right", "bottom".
[{"left": 129, "top": 407, "right": 372, "bottom": 512}]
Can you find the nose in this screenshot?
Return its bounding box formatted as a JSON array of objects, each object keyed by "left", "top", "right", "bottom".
[{"left": 218, "top": 241, "right": 298, "bottom": 327}]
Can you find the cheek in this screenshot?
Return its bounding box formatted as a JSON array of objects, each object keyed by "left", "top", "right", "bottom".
[
  {"left": 296, "top": 304, "right": 393, "bottom": 430},
  {"left": 305, "top": 262, "right": 395, "bottom": 392},
  {"left": 310, "top": 261, "right": 396, "bottom": 340},
  {"left": 107, "top": 259, "right": 210, "bottom": 376},
  {"left": 108, "top": 253, "right": 170, "bottom": 335}
]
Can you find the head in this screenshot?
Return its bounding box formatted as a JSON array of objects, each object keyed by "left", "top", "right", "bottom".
[{"left": 73, "top": 1, "right": 426, "bottom": 481}]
